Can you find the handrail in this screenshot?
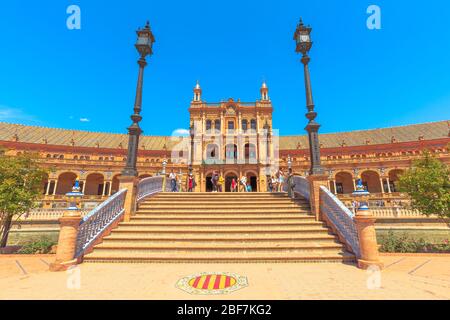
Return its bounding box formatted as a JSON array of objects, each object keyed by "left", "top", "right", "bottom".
[
  {"left": 291, "top": 176, "right": 310, "bottom": 201},
  {"left": 136, "top": 176, "right": 164, "bottom": 202},
  {"left": 75, "top": 189, "right": 127, "bottom": 258},
  {"left": 320, "top": 186, "right": 361, "bottom": 257}
]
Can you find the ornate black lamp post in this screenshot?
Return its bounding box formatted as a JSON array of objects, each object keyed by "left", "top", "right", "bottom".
[
  {"left": 294, "top": 19, "right": 324, "bottom": 175},
  {"left": 122, "top": 22, "right": 155, "bottom": 177},
  {"left": 189, "top": 123, "right": 195, "bottom": 174},
  {"left": 263, "top": 121, "right": 271, "bottom": 190}
]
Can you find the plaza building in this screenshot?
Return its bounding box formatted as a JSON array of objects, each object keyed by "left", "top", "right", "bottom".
[{"left": 0, "top": 82, "right": 449, "bottom": 210}]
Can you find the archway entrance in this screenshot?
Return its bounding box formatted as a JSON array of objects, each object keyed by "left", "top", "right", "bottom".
[
  {"left": 206, "top": 174, "right": 213, "bottom": 192},
  {"left": 225, "top": 174, "right": 238, "bottom": 192},
  {"left": 247, "top": 175, "right": 257, "bottom": 192}
]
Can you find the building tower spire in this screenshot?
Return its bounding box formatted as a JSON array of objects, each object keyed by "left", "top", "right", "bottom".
[
  {"left": 260, "top": 81, "right": 269, "bottom": 101},
  {"left": 193, "top": 80, "right": 202, "bottom": 102}
]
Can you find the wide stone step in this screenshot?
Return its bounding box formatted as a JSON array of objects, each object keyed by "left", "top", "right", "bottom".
[
  {"left": 124, "top": 220, "right": 323, "bottom": 226},
  {"left": 100, "top": 238, "right": 341, "bottom": 246},
  {"left": 83, "top": 251, "right": 355, "bottom": 263},
  {"left": 92, "top": 242, "right": 344, "bottom": 251},
  {"left": 114, "top": 225, "right": 329, "bottom": 232},
  {"left": 101, "top": 236, "right": 339, "bottom": 245},
  {"left": 139, "top": 202, "right": 310, "bottom": 210},
  {"left": 137, "top": 208, "right": 309, "bottom": 214},
  {"left": 106, "top": 231, "right": 333, "bottom": 239},
  {"left": 139, "top": 204, "right": 308, "bottom": 210},
  {"left": 145, "top": 196, "right": 307, "bottom": 201},
  {"left": 153, "top": 192, "right": 289, "bottom": 196},
  {"left": 144, "top": 199, "right": 308, "bottom": 204},
  {"left": 132, "top": 214, "right": 315, "bottom": 220}
]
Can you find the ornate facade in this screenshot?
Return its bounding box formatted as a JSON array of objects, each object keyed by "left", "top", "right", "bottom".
[{"left": 0, "top": 83, "right": 449, "bottom": 209}]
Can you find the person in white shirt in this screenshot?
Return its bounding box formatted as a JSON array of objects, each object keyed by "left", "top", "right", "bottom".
[
  {"left": 240, "top": 176, "right": 247, "bottom": 192},
  {"left": 169, "top": 170, "right": 177, "bottom": 192}
]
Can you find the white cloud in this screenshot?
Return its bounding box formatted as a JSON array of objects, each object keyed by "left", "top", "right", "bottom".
[
  {"left": 171, "top": 128, "right": 189, "bottom": 137},
  {"left": 80, "top": 118, "right": 90, "bottom": 122}
]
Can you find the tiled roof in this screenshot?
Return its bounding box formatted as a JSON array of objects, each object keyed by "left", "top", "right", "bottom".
[
  {"left": 0, "top": 122, "right": 182, "bottom": 150},
  {"left": 0, "top": 120, "right": 448, "bottom": 150},
  {"left": 279, "top": 121, "right": 449, "bottom": 149}
]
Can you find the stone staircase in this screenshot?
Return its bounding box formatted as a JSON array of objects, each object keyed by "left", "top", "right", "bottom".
[{"left": 83, "top": 192, "right": 355, "bottom": 263}]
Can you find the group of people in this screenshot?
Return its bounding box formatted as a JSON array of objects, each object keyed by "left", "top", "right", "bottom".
[
  {"left": 210, "top": 172, "right": 253, "bottom": 193},
  {"left": 167, "top": 168, "right": 294, "bottom": 195},
  {"left": 268, "top": 169, "right": 286, "bottom": 192},
  {"left": 168, "top": 170, "right": 196, "bottom": 192}
]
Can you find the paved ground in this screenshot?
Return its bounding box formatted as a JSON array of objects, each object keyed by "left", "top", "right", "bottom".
[{"left": 0, "top": 254, "right": 449, "bottom": 300}]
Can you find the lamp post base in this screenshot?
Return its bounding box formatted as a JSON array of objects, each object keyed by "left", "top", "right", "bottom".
[{"left": 118, "top": 176, "right": 139, "bottom": 222}]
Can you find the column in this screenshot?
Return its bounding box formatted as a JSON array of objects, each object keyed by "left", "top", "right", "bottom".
[
  {"left": 352, "top": 179, "right": 357, "bottom": 192},
  {"left": 45, "top": 181, "right": 52, "bottom": 196},
  {"left": 53, "top": 180, "right": 59, "bottom": 195},
  {"left": 49, "top": 210, "right": 82, "bottom": 272},
  {"left": 238, "top": 112, "right": 242, "bottom": 134},
  {"left": 102, "top": 183, "right": 107, "bottom": 196},
  {"left": 386, "top": 179, "right": 391, "bottom": 193},
  {"left": 333, "top": 180, "right": 337, "bottom": 195},
  {"left": 379, "top": 178, "right": 385, "bottom": 194},
  {"left": 354, "top": 210, "right": 384, "bottom": 270}
]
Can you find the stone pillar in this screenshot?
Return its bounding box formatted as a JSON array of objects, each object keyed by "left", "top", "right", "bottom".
[
  {"left": 379, "top": 178, "right": 385, "bottom": 194},
  {"left": 307, "top": 174, "right": 329, "bottom": 221},
  {"left": 352, "top": 179, "right": 357, "bottom": 192},
  {"left": 45, "top": 181, "right": 52, "bottom": 196},
  {"left": 118, "top": 176, "right": 138, "bottom": 222},
  {"left": 53, "top": 180, "right": 58, "bottom": 195},
  {"left": 49, "top": 210, "right": 82, "bottom": 272},
  {"left": 386, "top": 179, "right": 392, "bottom": 193},
  {"left": 332, "top": 180, "right": 337, "bottom": 195},
  {"left": 354, "top": 210, "right": 384, "bottom": 270}
]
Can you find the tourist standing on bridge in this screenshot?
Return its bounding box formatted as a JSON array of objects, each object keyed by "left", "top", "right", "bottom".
[
  {"left": 240, "top": 175, "right": 247, "bottom": 192},
  {"left": 278, "top": 169, "right": 285, "bottom": 192},
  {"left": 272, "top": 175, "right": 278, "bottom": 192},
  {"left": 231, "top": 178, "right": 237, "bottom": 192},
  {"left": 187, "top": 173, "right": 196, "bottom": 192},
  {"left": 218, "top": 174, "right": 224, "bottom": 192},
  {"left": 268, "top": 176, "right": 274, "bottom": 192},
  {"left": 212, "top": 171, "right": 219, "bottom": 192},
  {"left": 169, "top": 170, "right": 177, "bottom": 192}
]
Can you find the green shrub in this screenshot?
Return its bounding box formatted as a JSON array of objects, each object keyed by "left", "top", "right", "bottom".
[
  {"left": 379, "top": 230, "right": 449, "bottom": 253},
  {"left": 17, "top": 237, "right": 56, "bottom": 254}
]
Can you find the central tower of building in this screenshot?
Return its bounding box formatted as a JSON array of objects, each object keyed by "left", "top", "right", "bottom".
[{"left": 189, "top": 82, "right": 275, "bottom": 192}]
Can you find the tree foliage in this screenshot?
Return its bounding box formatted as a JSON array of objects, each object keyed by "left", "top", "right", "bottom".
[
  {"left": 398, "top": 152, "right": 450, "bottom": 218},
  {"left": 0, "top": 153, "right": 48, "bottom": 247}
]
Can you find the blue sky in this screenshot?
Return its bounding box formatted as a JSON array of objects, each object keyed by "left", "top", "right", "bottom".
[{"left": 0, "top": 0, "right": 449, "bottom": 136}]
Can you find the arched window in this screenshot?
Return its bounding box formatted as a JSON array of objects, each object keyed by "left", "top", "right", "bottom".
[
  {"left": 206, "top": 120, "right": 212, "bottom": 132},
  {"left": 242, "top": 120, "right": 248, "bottom": 132},
  {"left": 225, "top": 144, "right": 238, "bottom": 160},
  {"left": 244, "top": 143, "right": 257, "bottom": 161},
  {"left": 214, "top": 119, "right": 221, "bottom": 132},
  {"left": 206, "top": 144, "right": 219, "bottom": 159},
  {"left": 250, "top": 119, "right": 257, "bottom": 131}
]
